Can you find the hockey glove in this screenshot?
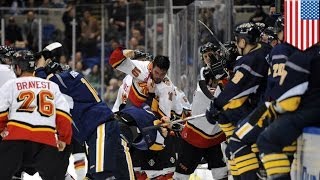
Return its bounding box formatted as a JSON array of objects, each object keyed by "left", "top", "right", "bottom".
[
  {"left": 171, "top": 123, "right": 184, "bottom": 137},
  {"left": 206, "top": 101, "right": 220, "bottom": 124},
  {"left": 248, "top": 101, "right": 278, "bottom": 128}
]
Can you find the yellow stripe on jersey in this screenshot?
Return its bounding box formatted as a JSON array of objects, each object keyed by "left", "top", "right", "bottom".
[
  {"left": 0, "top": 111, "right": 9, "bottom": 120},
  {"left": 121, "top": 139, "right": 135, "bottom": 180},
  {"left": 111, "top": 57, "right": 126, "bottom": 68},
  {"left": 261, "top": 153, "right": 290, "bottom": 176},
  {"left": 277, "top": 96, "right": 301, "bottom": 112},
  {"left": 151, "top": 99, "right": 159, "bottom": 112},
  {"left": 218, "top": 123, "right": 235, "bottom": 137},
  {"left": 131, "top": 83, "right": 147, "bottom": 101},
  {"left": 235, "top": 122, "right": 253, "bottom": 139},
  {"left": 229, "top": 160, "right": 240, "bottom": 176},
  {"left": 282, "top": 145, "right": 297, "bottom": 153},
  {"left": 96, "top": 123, "right": 105, "bottom": 172},
  {"left": 56, "top": 109, "right": 72, "bottom": 122},
  {"left": 261, "top": 153, "right": 288, "bottom": 163},
  {"left": 223, "top": 96, "right": 248, "bottom": 110},
  {"left": 7, "top": 121, "right": 56, "bottom": 132},
  {"left": 235, "top": 153, "right": 259, "bottom": 175},
  {"left": 149, "top": 143, "right": 164, "bottom": 151},
  {"left": 251, "top": 144, "right": 259, "bottom": 153}
]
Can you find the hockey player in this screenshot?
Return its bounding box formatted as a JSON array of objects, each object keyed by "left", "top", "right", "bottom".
[
  {"left": 226, "top": 16, "right": 297, "bottom": 180},
  {"left": 206, "top": 22, "right": 272, "bottom": 179},
  {"left": 0, "top": 45, "right": 16, "bottom": 86},
  {"left": 112, "top": 74, "right": 133, "bottom": 113},
  {"left": 109, "top": 48, "right": 177, "bottom": 179},
  {"left": 260, "top": 26, "right": 279, "bottom": 47},
  {"left": 0, "top": 50, "right": 72, "bottom": 180},
  {"left": 35, "top": 55, "right": 134, "bottom": 179},
  {"left": 255, "top": 44, "right": 320, "bottom": 179},
  {"left": 173, "top": 42, "right": 239, "bottom": 180}
]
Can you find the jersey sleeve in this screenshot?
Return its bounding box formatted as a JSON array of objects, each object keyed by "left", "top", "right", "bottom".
[
  {"left": 271, "top": 48, "right": 315, "bottom": 113},
  {"left": 109, "top": 48, "right": 149, "bottom": 81},
  {"left": 112, "top": 84, "right": 125, "bottom": 112},
  {"left": 0, "top": 81, "right": 12, "bottom": 131},
  {"left": 215, "top": 52, "right": 269, "bottom": 111},
  {"left": 150, "top": 82, "right": 174, "bottom": 118},
  {"left": 35, "top": 67, "right": 69, "bottom": 93},
  {"left": 53, "top": 83, "right": 73, "bottom": 144}
]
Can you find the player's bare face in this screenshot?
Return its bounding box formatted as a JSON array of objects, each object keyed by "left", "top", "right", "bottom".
[
  {"left": 151, "top": 66, "right": 167, "bottom": 84},
  {"left": 202, "top": 51, "right": 213, "bottom": 66}
]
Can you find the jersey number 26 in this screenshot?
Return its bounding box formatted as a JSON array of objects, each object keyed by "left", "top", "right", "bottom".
[{"left": 17, "top": 90, "right": 54, "bottom": 117}]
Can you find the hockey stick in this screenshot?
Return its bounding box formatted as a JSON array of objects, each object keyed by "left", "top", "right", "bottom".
[
  {"left": 198, "top": 80, "right": 215, "bottom": 100},
  {"left": 198, "top": 20, "right": 230, "bottom": 56},
  {"left": 43, "top": 42, "right": 62, "bottom": 51},
  {"left": 35, "top": 42, "right": 63, "bottom": 59},
  {"left": 142, "top": 113, "right": 206, "bottom": 132}
]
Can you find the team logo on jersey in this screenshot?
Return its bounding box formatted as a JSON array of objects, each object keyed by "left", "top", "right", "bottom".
[
  {"left": 163, "top": 77, "right": 171, "bottom": 86},
  {"left": 138, "top": 82, "right": 148, "bottom": 95},
  {"left": 168, "top": 92, "right": 173, "bottom": 101},
  {"left": 170, "top": 157, "right": 176, "bottom": 164},
  {"left": 148, "top": 159, "right": 155, "bottom": 166},
  {"left": 0, "top": 128, "right": 9, "bottom": 138},
  {"left": 70, "top": 71, "right": 79, "bottom": 78}
]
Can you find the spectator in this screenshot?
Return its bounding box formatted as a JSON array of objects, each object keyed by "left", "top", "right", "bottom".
[
  {"left": 75, "top": 60, "right": 84, "bottom": 75},
  {"left": 52, "top": 0, "right": 65, "bottom": 8},
  {"left": 264, "top": 3, "right": 278, "bottom": 27},
  {"left": 40, "top": 0, "right": 53, "bottom": 8},
  {"left": 128, "top": 37, "right": 139, "bottom": 50},
  {"left": 129, "top": 0, "right": 145, "bottom": 22},
  {"left": 62, "top": 2, "right": 81, "bottom": 58},
  {"left": 59, "top": 54, "right": 68, "bottom": 66},
  {"left": 22, "top": 11, "right": 39, "bottom": 51},
  {"left": 86, "top": 64, "right": 101, "bottom": 92},
  {"left": 104, "top": 78, "right": 119, "bottom": 108},
  {"left": 5, "top": 16, "right": 23, "bottom": 46},
  {"left": 80, "top": 9, "right": 100, "bottom": 57},
  {"left": 131, "top": 28, "right": 144, "bottom": 45},
  {"left": 9, "top": 0, "right": 25, "bottom": 15},
  {"left": 249, "top": 5, "right": 268, "bottom": 23},
  {"left": 109, "top": 0, "right": 127, "bottom": 33}
]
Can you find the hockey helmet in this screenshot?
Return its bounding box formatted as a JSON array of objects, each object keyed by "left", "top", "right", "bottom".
[
  {"left": 274, "top": 16, "right": 284, "bottom": 33},
  {"left": 223, "top": 41, "right": 239, "bottom": 71},
  {"left": 0, "top": 45, "right": 15, "bottom": 64},
  {"left": 261, "top": 26, "right": 278, "bottom": 42},
  {"left": 255, "top": 22, "right": 266, "bottom": 33},
  {"left": 234, "top": 22, "right": 261, "bottom": 44},
  {"left": 200, "top": 42, "right": 219, "bottom": 55},
  {"left": 12, "top": 50, "right": 36, "bottom": 72}
]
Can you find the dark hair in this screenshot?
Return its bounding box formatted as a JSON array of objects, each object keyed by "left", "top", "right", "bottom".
[{"left": 153, "top": 55, "right": 170, "bottom": 71}]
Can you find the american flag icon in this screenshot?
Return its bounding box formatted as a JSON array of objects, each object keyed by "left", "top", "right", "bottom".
[{"left": 285, "top": 0, "right": 320, "bottom": 50}]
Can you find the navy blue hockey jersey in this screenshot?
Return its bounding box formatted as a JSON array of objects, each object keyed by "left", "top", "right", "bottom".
[
  {"left": 120, "top": 104, "right": 166, "bottom": 151},
  {"left": 264, "top": 43, "right": 297, "bottom": 101},
  {"left": 271, "top": 45, "right": 320, "bottom": 113},
  {"left": 35, "top": 67, "right": 114, "bottom": 143},
  {"left": 215, "top": 44, "right": 271, "bottom": 115}
]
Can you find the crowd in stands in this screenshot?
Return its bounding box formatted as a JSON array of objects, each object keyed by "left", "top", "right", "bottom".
[
  {"left": 0, "top": 0, "right": 273, "bottom": 110},
  {"left": 0, "top": 0, "right": 146, "bottom": 109}
]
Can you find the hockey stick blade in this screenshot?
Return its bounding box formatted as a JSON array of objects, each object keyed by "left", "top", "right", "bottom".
[
  {"left": 142, "top": 113, "right": 205, "bottom": 132},
  {"left": 198, "top": 20, "right": 230, "bottom": 56},
  {"left": 43, "top": 42, "right": 62, "bottom": 52}
]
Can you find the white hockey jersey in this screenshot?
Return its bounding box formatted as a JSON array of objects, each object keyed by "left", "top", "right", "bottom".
[
  {"left": 0, "top": 64, "right": 16, "bottom": 87},
  {"left": 0, "top": 76, "right": 72, "bottom": 147},
  {"left": 171, "top": 86, "right": 191, "bottom": 118},
  {"left": 112, "top": 75, "right": 132, "bottom": 112},
  {"left": 110, "top": 50, "right": 174, "bottom": 117},
  {"left": 181, "top": 83, "right": 225, "bottom": 148}
]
